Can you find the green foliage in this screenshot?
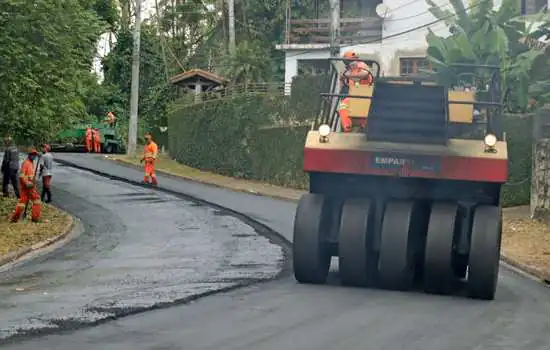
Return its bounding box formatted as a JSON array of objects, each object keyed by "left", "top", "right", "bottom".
[
  {"left": 425, "top": 0, "right": 550, "bottom": 112},
  {"left": 290, "top": 74, "right": 325, "bottom": 120},
  {"left": 167, "top": 93, "right": 307, "bottom": 187},
  {"left": 500, "top": 114, "right": 532, "bottom": 206},
  {"left": 100, "top": 24, "right": 178, "bottom": 137},
  {"left": 0, "top": 0, "right": 108, "bottom": 143}
]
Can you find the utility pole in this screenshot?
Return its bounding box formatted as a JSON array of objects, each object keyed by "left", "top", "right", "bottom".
[
  {"left": 227, "top": 0, "right": 236, "bottom": 54},
  {"left": 127, "top": 0, "right": 142, "bottom": 155},
  {"left": 329, "top": 0, "right": 340, "bottom": 57}
]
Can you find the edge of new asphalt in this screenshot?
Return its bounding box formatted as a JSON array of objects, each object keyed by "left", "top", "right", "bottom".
[
  {"left": 59, "top": 156, "right": 550, "bottom": 287},
  {"left": 0, "top": 215, "right": 83, "bottom": 272},
  {"left": 54, "top": 156, "right": 293, "bottom": 278},
  {"left": 0, "top": 159, "right": 294, "bottom": 345}
]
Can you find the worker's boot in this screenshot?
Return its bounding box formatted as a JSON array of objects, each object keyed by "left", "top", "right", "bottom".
[
  {"left": 10, "top": 203, "right": 24, "bottom": 223},
  {"left": 31, "top": 201, "right": 41, "bottom": 222},
  {"left": 151, "top": 176, "right": 158, "bottom": 187}
]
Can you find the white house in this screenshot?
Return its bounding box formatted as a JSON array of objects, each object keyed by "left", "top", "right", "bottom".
[{"left": 276, "top": 0, "right": 547, "bottom": 95}]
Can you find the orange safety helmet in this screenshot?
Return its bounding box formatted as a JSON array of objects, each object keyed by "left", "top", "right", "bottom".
[
  {"left": 342, "top": 51, "right": 357, "bottom": 59},
  {"left": 28, "top": 147, "right": 38, "bottom": 156}
]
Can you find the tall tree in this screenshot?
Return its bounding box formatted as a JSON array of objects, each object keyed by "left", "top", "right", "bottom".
[{"left": 0, "top": 0, "right": 112, "bottom": 142}]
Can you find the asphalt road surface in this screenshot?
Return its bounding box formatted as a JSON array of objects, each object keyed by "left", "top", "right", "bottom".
[
  {"left": 0, "top": 157, "right": 284, "bottom": 344},
  {"left": 4, "top": 154, "right": 550, "bottom": 350}
]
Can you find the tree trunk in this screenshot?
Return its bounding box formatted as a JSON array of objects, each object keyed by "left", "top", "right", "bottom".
[{"left": 530, "top": 104, "right": 550, "bottom": 219}]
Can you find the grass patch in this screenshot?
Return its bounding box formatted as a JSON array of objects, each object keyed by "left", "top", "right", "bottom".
[
  {"left": 110, "top": 153, "right": 304, "bottom": 201},
  {"left": 0, "top": 197, "right": 71, "bottom": 256},
  {"left": 112, "top": 153, "right": 228, "bottom": 181}
]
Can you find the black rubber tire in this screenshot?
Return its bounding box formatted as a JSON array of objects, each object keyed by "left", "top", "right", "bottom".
[
  {"left": 423, "top": 202, "right": 459, "bottom": 295},
  {"left": 467, "top": 205, "right": 502, "bottom": 300},
  {"left": 378, "top": 201, "right": 416, "bottom": 291},
  {"left": 293, "top": 193, "right": 331, "bottom": 284},
  {"left": 104, "top": 144, "right": 113, "bottom": 154},
  {"left": 453, "top": 256, "right": 468, "bottom": 279},
  {"left": 338, "top": 198, "right": 377, "bottom": 287}
]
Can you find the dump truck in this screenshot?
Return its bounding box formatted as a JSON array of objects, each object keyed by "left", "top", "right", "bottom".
[
  {"left": 50, "top": 122, "right": 126, "bottom": 154},
  {"left": 292, "top": 57, "right": 507, "bottom": 300}
]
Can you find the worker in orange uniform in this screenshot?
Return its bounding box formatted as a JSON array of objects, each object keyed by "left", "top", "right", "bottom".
[
  {"left": 105, "top": 112, "right": 116, "bottom": 126},
  {"left": 11, "top": 148, "right": 41, "bottom": 223},
  {"left": 338, "top": 50, "right": 374, "bottom": 132},
  {"left": 141, "top": 132, "right": 159, "bottom": 186},
  {"left": 85, "top": 127, "right": 93, "bottom": 152},
  {"left": 93, "top": 128, "right": 101, "bottom": 153}
]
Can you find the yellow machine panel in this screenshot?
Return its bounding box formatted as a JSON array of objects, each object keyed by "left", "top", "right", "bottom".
[
  {"left": 347, "top": 84, "right": 373, "bottom": 118},
  {"left": 448, "top": 90, "right": 474, "bottom": 123},
  {"left": 345, "top": 82, "right": 475, "bottom": 124}
]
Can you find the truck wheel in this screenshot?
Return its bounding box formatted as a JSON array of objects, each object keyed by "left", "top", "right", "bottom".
[
  {"left": 467, "top": 205, "right": 502, "bottom": 300},
  {"left": 338, "top": 198, "right": 377, "bottom": 287},
  {"left": 423, "top": 202, "right": 459, "bottom": 295},
  {"left": 293, "top": 193, "right": 332, "bottom": 284}
]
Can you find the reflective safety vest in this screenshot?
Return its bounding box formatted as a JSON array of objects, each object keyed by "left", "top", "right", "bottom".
[
  {"left": 143, "top": 142, "right": 158, "bottom": 161},
  {"left": 19, "top": 159, "right": 35, "bottom": 187},
  {"left": 338, "top": 99, "right": 349, "bottom": 112}
]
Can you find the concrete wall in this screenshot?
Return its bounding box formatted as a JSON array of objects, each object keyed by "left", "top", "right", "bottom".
[{"left": 283, "top": 49, "right": 331, "bottom": 94}]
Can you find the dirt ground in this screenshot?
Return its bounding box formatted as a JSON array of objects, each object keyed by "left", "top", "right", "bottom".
[
  {"left": 502, "top": 206, "right": 550, "bottom": 281},
  {"left": 113, "top": 154, "right": 550, "bottom": 282},
  {"left": 0, "top": 196, "right": 72, "bottom": 256}
]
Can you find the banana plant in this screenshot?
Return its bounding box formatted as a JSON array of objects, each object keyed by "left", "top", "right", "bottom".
[{"left": 425, "top": 0, "right": 550, "bottom": 111}]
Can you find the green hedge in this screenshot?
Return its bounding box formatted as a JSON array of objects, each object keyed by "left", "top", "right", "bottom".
[
  {"left": 500, "top": 114, "right": 532, "bottom": 207},
  {"left": 167, "top": 93, "right": 309, "bottom": 186},
  {"left": 167, "top": 90, "right": 533, "bottom": 207}
]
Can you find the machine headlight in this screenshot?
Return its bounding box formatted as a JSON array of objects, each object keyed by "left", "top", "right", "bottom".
[
  {"left": 319, "top": 124, "right": 331, "bottom": 137},
  {"left": 484, "top": 134, "right": 497, "bottom": 147}
]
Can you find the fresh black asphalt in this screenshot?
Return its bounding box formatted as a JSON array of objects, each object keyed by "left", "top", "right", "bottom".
[
  {"left": 2, "top": 153, "right": 550, "bottom": 350},
  {"left": 0, "top": 158, "right": 283, "bottom": 343}
]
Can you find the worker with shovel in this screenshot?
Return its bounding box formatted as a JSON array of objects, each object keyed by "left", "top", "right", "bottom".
[{"left": 11, "top": 148, "right": 41, "bottom": 223}]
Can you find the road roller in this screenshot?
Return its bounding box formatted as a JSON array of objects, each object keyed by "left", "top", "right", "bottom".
[{"left": 292, "top": 57, "right": 507, "bottom": 300}]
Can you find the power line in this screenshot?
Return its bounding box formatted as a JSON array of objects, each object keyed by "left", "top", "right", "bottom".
[
  {"left": 385, "top": 0, "right": 459, "bottom": 22},
  {"left": 284, "top": 0, "right": 491, "bottom": 59}
]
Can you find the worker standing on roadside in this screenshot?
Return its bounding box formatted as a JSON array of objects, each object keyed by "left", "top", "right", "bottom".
[
  {"left": 39, "top": 144, "right": 53, "bottom": 203},
  {"left": 141, "top": 132, "right": 159, "bottom": 186},
  {"left": 85, "top": 127, "right": 93, "bottom": 152},
  {"left": 1, "top": 136, "right": 20, "bottom": 199},
  {"left": 11, "top": 148, "right": 41, "bottom": 223},
  {"left": 338, "top": 51, "right": 374, "bottom": 132},
  {"left": 93, "top": 128, "right": 101, "bottom": 153}
]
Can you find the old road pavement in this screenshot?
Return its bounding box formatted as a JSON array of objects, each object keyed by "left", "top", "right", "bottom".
[
  {"left": 0, "top": 155, "right": 285, "bottom": 346},
  {"left": 4, "top": 153, "right": 550, "bottom": 350}
]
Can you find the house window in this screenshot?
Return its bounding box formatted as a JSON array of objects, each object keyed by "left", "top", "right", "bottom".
[{"left": 399, "top": 57, "right": 431, "bottom": 76}]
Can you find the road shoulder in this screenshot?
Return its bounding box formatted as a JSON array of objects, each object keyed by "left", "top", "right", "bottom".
[
  {"left": 103, "top": 154, "right": 549, "bottom": 285},
  {"left": 0, "top": 199, "right": 75, "bottom": 269}
]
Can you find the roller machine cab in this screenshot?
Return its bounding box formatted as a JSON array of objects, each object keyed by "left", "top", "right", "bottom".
[{"left": 293, "top": 57, "right": 507, "bottom": 300}]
